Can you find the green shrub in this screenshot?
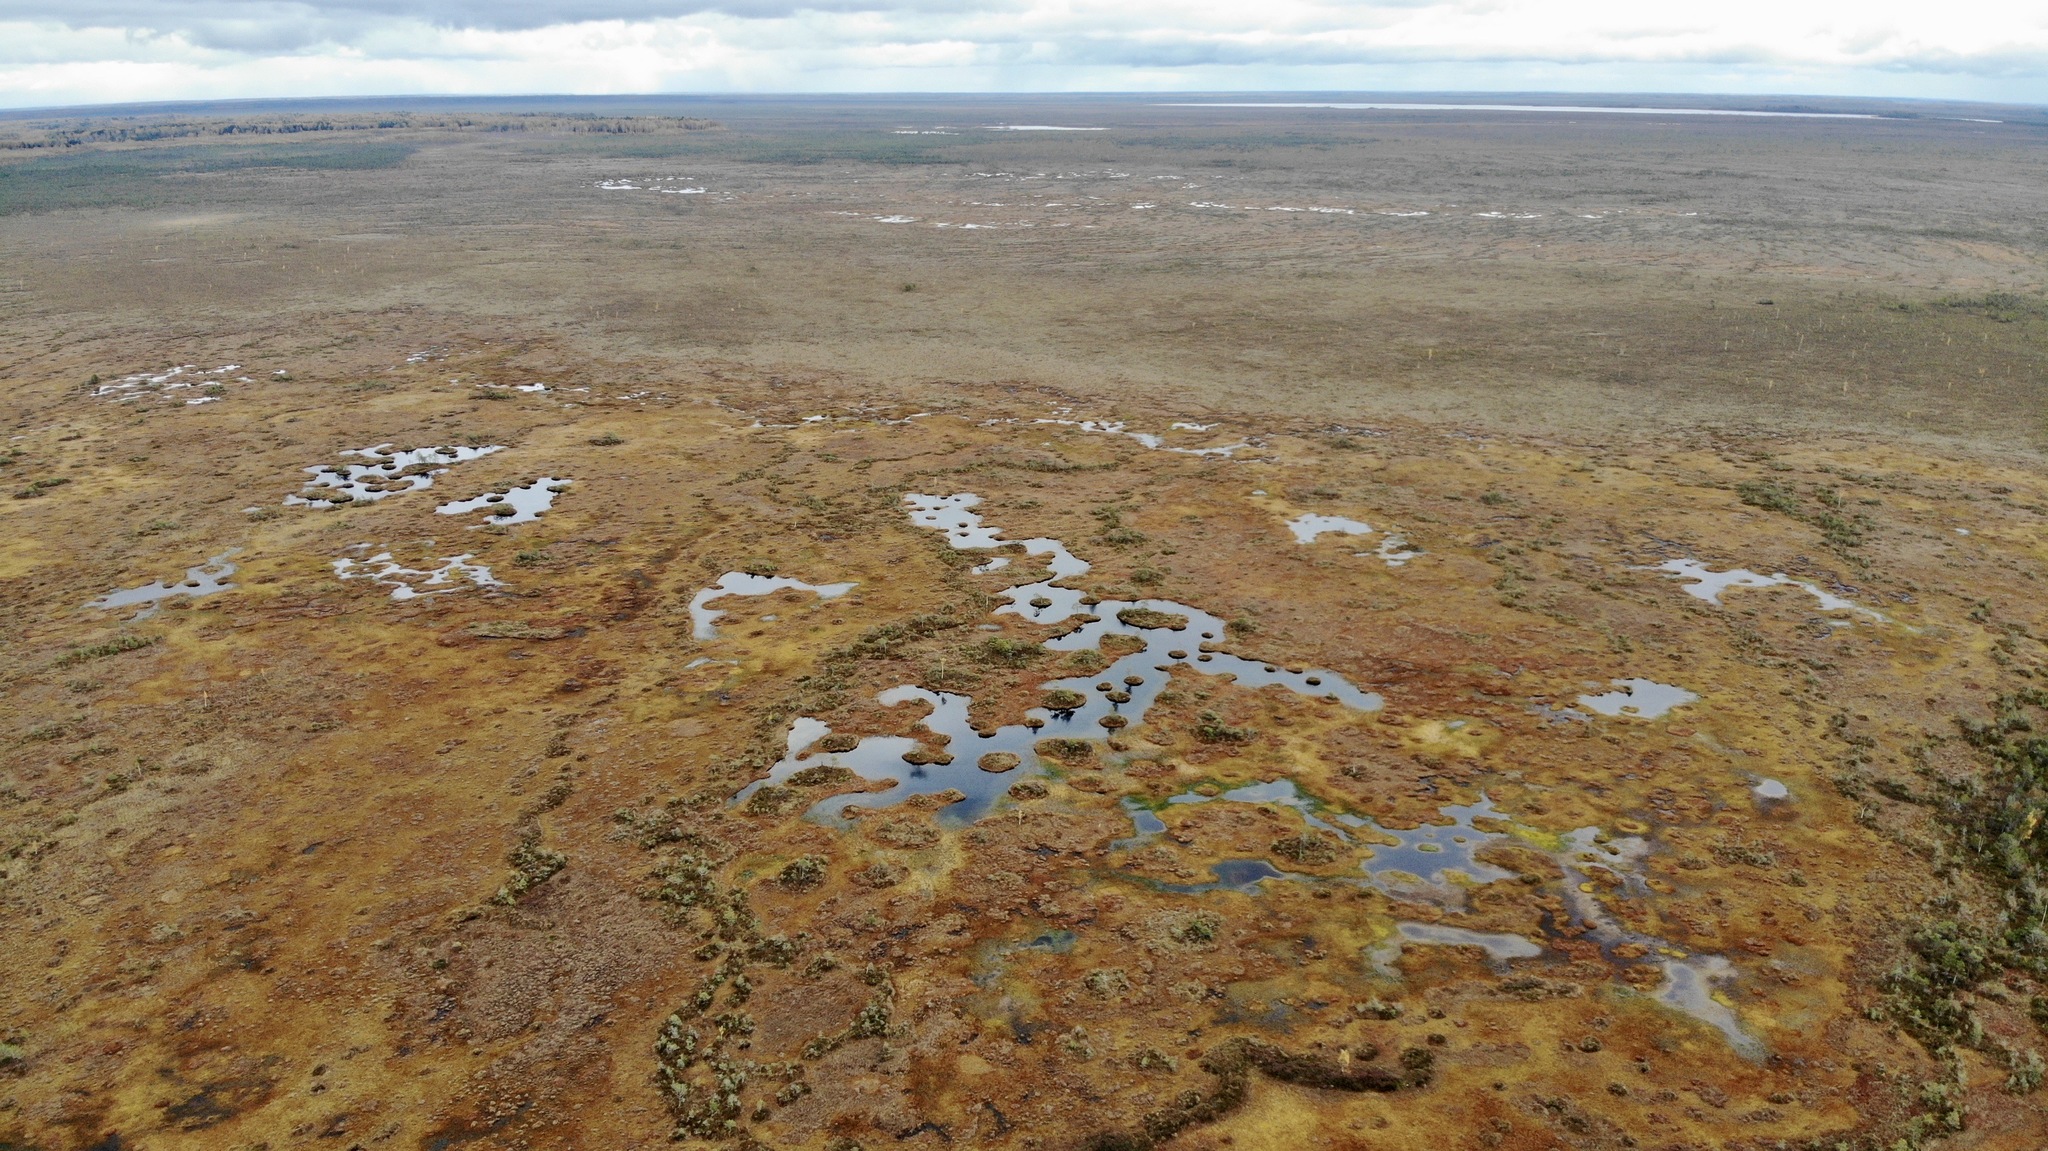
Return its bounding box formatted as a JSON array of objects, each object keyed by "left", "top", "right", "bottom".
[
  {"left": 1271, "top": 832, "right": 1339, "bottom": 865},
  {"left": 492, "top": 837, "right": 566, "bottom": 904},
  {"left": 55, "top": 634, "right": 157, "bottom": 666},
  {"left": 1354, "top": 997, "right": 1402, "bottom": 1020},
  {"left": 744, "top": 785, "right": 802, "bottom": 816},
  {"left": 1736, "top": 480, "right": 1800, "bottom": 515},
  {"left": 1116, "top": 607, "right": 1186, "bottom": 630},
  {"left": 2009, "top": 1049, "right": 2044, "bottom": 1094},
  {"left": 777, "top": 855, "right": 827, "bottom": 891},
  {"left": 1035, "top": 737, "right": 1094, "bottom": 762},
  {"left": 1168, "top": 912, "right": 1220, "bottom": 946},
  {"left": 977, "top": 636, "right": 1039, "bottom": 668},
  {"left": 1195, "top": 711, "right": 1254, "bottom": 744}
]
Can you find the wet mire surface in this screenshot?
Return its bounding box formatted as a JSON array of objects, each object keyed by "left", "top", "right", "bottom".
[{"left": 4, "top": 361, "right": 2047, "bottom": 1150}]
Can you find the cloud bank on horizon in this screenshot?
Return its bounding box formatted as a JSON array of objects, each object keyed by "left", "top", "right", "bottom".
[{"left": 0, "top": 0, "right": 2042, "bottom": 110}]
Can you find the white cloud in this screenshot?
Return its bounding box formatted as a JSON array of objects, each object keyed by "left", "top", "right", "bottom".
[{"left": 0, "top": 0, "right": 2043, "bottom": 108}]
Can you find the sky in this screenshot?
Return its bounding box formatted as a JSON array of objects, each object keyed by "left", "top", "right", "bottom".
[{"left": 0, "top": 0, "right": 2043, "bottom": 111}]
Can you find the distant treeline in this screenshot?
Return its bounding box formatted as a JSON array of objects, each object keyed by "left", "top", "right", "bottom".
[{"left": 0, "top": 113, "right": 719, "bottom": 151}]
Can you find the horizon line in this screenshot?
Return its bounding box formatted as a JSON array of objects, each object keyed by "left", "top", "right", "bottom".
[{"left": 6, "top": 88, "right": 2044, "bottom": 120}]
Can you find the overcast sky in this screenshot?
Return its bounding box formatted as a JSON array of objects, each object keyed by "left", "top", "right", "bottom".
[{"left": 0, "top": 0, "right": 2042, "bottom": 111}]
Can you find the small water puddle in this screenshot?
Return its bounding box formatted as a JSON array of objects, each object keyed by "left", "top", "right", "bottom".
[
  {"left": 1363, "top": 534, "right": 1421, "bottom": 567},
  {"left": 1167, "top": 779, "right": 1352, "bottom": 838},
  {"left": 94, "top": 364, "right": 250, "bottom": 403},
  {"left": 1286, "top": 514, "right": 1374, "bottom": 543},
  {"left": 1023, "top": 417, "right": 1252, "bottom": 457},
  {"left": 1551, "top": 826, "right": 1763, "bottom": 1058},
  {"left": 1154, "top": 859, "right": 1302, "bottom": 894},
  {"left": 285, "top": 444, "right": 505, "bottom": 507},
  {"left": 689, "top": 573, "right": 858, "bottom": 640},
  {"left": 1130, "top": 784, "right": 1517, "bottom": 891},
  {"left": 1370, "top": 923, "right": 1544, "bottom": 971},
  {"left": 1345, "top": 797, "right": 1519, "bottom": 889},
  {"left": 1649, "top": 559, "right": 1885, "bottom": 622},
  {"left": 333, "top": 547, "right": 502, "bottom": 600},
  {"left": 86, "top": 550, "right": 239, "bottom": 619},
  {"left": 1577, "top": 678, "right": 1698, "bottom": 719},
  {"left": 435, "top": 477, "right": 571, "bottom": 527},
  {"left": 1281, "top": 512, "right": 1419, "bottom": 566},
  {"left": 1122, "top": 797, "right": 1166, "bottom": 836}
]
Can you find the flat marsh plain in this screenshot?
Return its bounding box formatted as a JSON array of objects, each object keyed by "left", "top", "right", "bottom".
[{"left": 1, "top": 96, "right": 2046, "bottom": 1151}]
